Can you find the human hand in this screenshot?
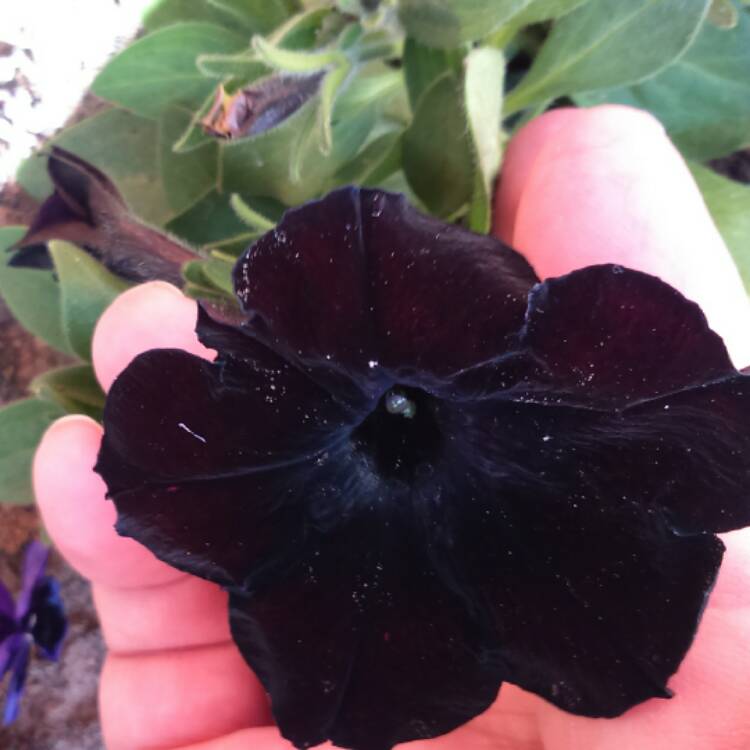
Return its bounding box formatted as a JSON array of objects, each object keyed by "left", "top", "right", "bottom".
[{"left": 32, "top": 105, "right": 750, "bottom": 750}]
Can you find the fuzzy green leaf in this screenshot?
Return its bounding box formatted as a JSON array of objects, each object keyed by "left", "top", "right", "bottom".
[
  {"left": 49, "top": 241, "right": 129, "bottom": 361},
  {"left": 465, "top": 47, "right": 505, "bottom": 233},
  {"left": 0, "top": 227, "right": 72, "bottom": 356},
  {"left": 690, "top": 163, "right": 750, "bottom": 293},
  {"left": 509, "top": 0, "right": 591, "bottom": 25},
  {"left": 0, "top": 399, "right": 65, "bottom": 505},
  {"left": 221, "top": 87, "right": 378, "bottom": 204},
  {"left": 30, "top": 365, "right": 106, "bottom": 421},
  {"left": 402, "top": 37, "right": 462, "bottom": 110},
  {"left": 398, "top": 0, "right": 533, "bottom": 48},
  {"left": 505, "top": 0, "right": 710, "bottom": 114},
  {"left": 577, "top": 8, "right": 750, "bottom": 159},
  {"left": 92, "top": 23, "right": 247, "bottom": 119},
  {"left": 208, "top": 0, "right": 298, "bottom": 33},
  {"left": 160, "top": 104, "right": 220, "bottom": 215},
  {"left": 403, "top": 73, "right": 473, "bottom": 217}
]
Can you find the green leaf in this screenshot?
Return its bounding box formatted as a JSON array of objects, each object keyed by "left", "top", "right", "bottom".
[
  {"left": 402, "top": 73, "right": 473, "bottom": 217},
  {"left": 166, "top": 189, "right": 279, "bottom": 254},
  {"left": 0, "top": 399, "right": 65, "bottom": 505},
  {"left": 505, "top": 0, "right": 710, "bottom": 114},
  {"left": 333, "top": 127, "right": 403, "bottom": 185},
  {"left": 197, "top": 52, "right": 268, "bottom": 81},
  {"left": 465, "top": 47, "right": 505, "bottom": 234},
  {"left": 268, "top": 7, "right": 332, "bottom": 50},
  {"left": 49, "top": 241, "right": 130, "bottom": 361},
  {"left": 92, "top": 23, "right": 247, "bottom": 119},
  {"left": 689, "top": 163, "right": 750, "bottom": 293},
  {"left": 207, "top": 0, "right": 298, "bottom": 33},
  {"left": 398, "top": 0, "right": 533, "bottom": 48},
  {"left": 17, "top": 109, "right": 173, "bottom": 226},
  {"left": 402, "top": 37, "right": 462, "bottom": 110},
  {"left": 0, "top": 227, "right": 72, "bottom": 356},
  {"left": 143, "top": 0, "right": 248, "bottom": 32},
  {"left": 509, "top": 0, "right": 591, "bottom": 25},
  {"left": 159, "top": 104, "right": 219, "bottom": 215},
  {"left": 30, "top": 365, "right": 106, "bottom": 421},
  {"left": 252, "top": 34, "right": 347, "bottom": 72},
  {"left": 203, "top": 255, "right": 237, "bottom": 294},
  {"left": 230, "top": 194, "right": 276, "bottom": 231},
  {"left": 576, "top": 8, "right": 750, "bottom": 160},
  {"left": 221, "top": 91, "right": 377, "bottom": 205}
]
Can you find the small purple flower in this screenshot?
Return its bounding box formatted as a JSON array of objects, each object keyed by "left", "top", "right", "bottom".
[
  {"left": 96, "top": 188, "right": 750, "bottom": 750},
  {"left": 0, "top": 541, "right": 67, "bottom": 725}
]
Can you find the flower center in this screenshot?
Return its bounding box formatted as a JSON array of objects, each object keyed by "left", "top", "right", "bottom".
[{"left": 353, "top": 386, "right": 442, "bottom": 481}]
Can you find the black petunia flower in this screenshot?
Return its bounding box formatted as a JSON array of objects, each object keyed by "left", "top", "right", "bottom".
[{"left": 96, "top": 187, "right": 750, "bottom": 750}]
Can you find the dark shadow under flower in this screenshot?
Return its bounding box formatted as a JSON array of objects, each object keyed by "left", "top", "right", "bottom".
[
  {"left": 96, "top": 187, "right": 750, "bottom": 750},
  {"left": 0, "top": 541, "right": 67, "bottom": 725}
]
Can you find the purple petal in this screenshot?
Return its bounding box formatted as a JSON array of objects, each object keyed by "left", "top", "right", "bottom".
[
  {"left": 0, "top": 633, "right": 23, "bottom": 680},
  {"left": 0, "top": 581, "right": 15, "bottom": 623},
  {"left": 16, "top": 541, "right": 49, "bottom": 621},
  {"left": 1, "top": 635, "right": 30, "bottom": 725},
  {"left": 233, "top": 187, "right": 538, "bottom": 379}
]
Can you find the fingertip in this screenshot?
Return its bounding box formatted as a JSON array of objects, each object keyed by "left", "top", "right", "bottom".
[
  {"left": 93, "top": 281, "right": 214, "bottom": 393},
  {"left": 33, "top": 415, "right": 183, "bottom": 589}
]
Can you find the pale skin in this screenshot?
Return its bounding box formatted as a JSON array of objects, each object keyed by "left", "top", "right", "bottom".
[{"left": 31, "top": 105, "right": 750, "bottom": 750}]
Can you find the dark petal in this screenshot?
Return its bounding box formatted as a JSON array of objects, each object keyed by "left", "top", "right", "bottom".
[
  {"left": 28, "top": 577, "right": 67, "bottom": 660},
  {"left": 98, "top": 346, "right": 356, "bottom": 489},
  {"left": 452, "top": 370, "right": 750, "bottom": 538},
  {"left": 435, "top": 440, "right": 725, "bottom": 717},
  {"left": 11, "top": 148, "right": 196, "bottom": 285},
  {"left": 196, "top": 304, "right": 378, "bottom": 412},
  {"left": 233, "top": 187, "right": 538, "bottom": 379},
  {"left": 497, "top": 501, "right": 723, "bottom": 717},
  {"left": 16, "top": 541, "right": 49, "bottom": 620},
  {"left": 434, "top": 384, "right": 748, "bottom": 715},
  {"left": 109, "top": 468, "right": 310, "bottom": 587},
  {"left": 621, "top": 376, "right": 750, "bottom": 534},
  {"left": 96, "top": 344, "right": 359, "bottom": 586},
  {"left": 2, "top": 635, "right": 30, "bottom": 725},
  {"left": 516, "top": 265, "right": 736, "bottom": 408},
  {"left": 229, "top": 489, "right": 504, "bottom": 750}
]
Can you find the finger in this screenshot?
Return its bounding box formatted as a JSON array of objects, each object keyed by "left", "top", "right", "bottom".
[
  {"left": 100, "top": 644, "right": 272, "bottom": 750},
  {"left": 35, "top": 405, "right": 231, "bottom": 652},
  {"left": 92, "top": 575, "right": 230, "bottom": 654},
  {"left": 92, "top": 280, "right": 213, "bottom": 393},
  {"left": 35, "top": 281, "right": 216, "bottom": 588},
  {"left": 176, "top": 727, "right": 330, "bottom": 750},
  {"left": 34, "top": 415, "right": 181, "bottom": 589},
  {"left": 535, "top": 530, "right": 750, "bottom": 750},
  {"left": 496, "top": 105, "right": 750, "bottom": 367}
]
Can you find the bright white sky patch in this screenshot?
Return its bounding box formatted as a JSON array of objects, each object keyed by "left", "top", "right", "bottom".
[{"left": 0, "top": 0, "right": 152, "bottom": 183}]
